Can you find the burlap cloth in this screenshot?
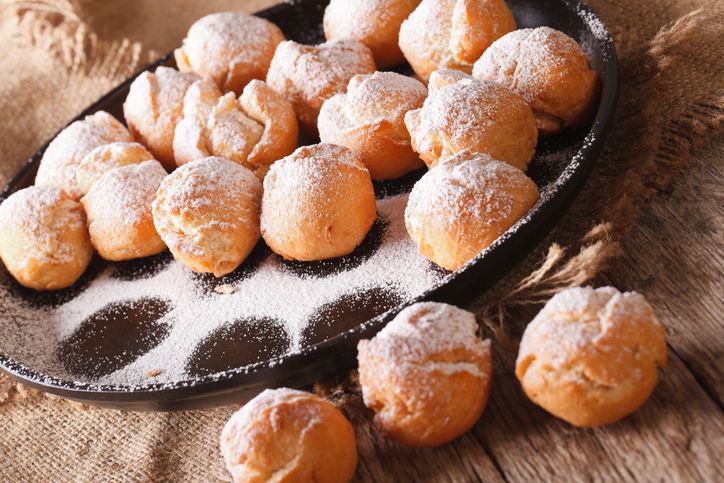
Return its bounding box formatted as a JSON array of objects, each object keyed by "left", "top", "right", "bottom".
[{"left": 0, "top": 0, "right": 722, "bottom": 481}]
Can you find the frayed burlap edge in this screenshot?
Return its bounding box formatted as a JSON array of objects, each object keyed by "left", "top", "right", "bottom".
[{"left": 5, "top": 0, "right": 148, "bottom": 83}]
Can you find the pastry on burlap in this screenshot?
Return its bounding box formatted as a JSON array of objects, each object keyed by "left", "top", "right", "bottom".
[
  {"left": 266, "top": 38, "right": 376, "bottom": 137},
  {"left": 323, "top": 0, "right": 421, "bottom": 68},
  {"left": 220, "top": 388, "right": 358, "bottom": 483},
  {"left": 35, "top": 111, "right": 133, "bottom": 201},
  {"left": 76, "top": 142, "right": 157, "bottom": 196},
  {"left": 81, "top": 160, "right": 168, "bottom": 261},
  {"left": 515, "top": 286, "right": 667, "bottom": 427},
  {"left": 173, "top": 78, "right": 298, "bottom": 179},
  {"left": 398, "top": 0, "right": 516, "bottom": 83},
  {"left": 175, "top": 12, "right": 285, "bottom": 96},
  {"left": 261, "top": 143, "right": 377, "bottom": 261},
  {"left": 318, "top": 71, "right": 427, "bottom": 180},
  {"left": 405, "top": 150, "right": 540, "bottom": 271},
  {"left": 152, "top": 156, "right": 263, "bottom": 277},
  {"left": 404, "top": 69, "right": 537, "bottom": 171},
  {"left": 358, "top": 302, "right": 493, "bottom": 448},
  {"left": 473, "top": 27, "right": 603, "bottom": 135},
  {"left": 123, "top": 66, "right": 201, "bottom": 170},
  {"left": 0, "top": 185, "right": 93, "bottom": 290}
]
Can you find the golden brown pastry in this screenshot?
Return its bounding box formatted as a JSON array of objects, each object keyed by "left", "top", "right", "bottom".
[
  {"left": 318, "top": 71, "right": 427, "bottom": 180},
  {"left": 405, "top": 69, "right": 538, "bottom": 172},
  {"left": 405, "top": 150, "right": 540, "bottom": 271},
  {"left": 516, "top": 286, "right": 667, "bottom": 427},
  {"left": 76, "top": 142, "right": 157, "bottom": 196},
  {"left": 123, "top": 66, "right": 201, "bottom": 170},
  {"left": 358, "top": 301, "right": 493, "bottom": 448},
  {"left": 152, "top": 156, "right": 263, "bottom": 277},
  {"left": 266, "top": 38, "right": 376, "bottom": 137},
  {"left": 473, "top": 27, "right": 603, "bottom": 135},
  {"left": 35, "top": 111, "right": 133, "bottom": 201},
  {"left": 81, "top": 160, "right": 168, "bottom": 261},
  {"left": 323, "top": 0, "right": 421, "bottom": 68},
  {"left": 398, "top": 0, "right": 515, "bottom": 84},
  {"left": 175, "top": 12, "right": 285, "bottom": 96},
  {"left": 260, "top": 144, "right": 377, "bottom": 261},
  {"left": 173, "top": 79, "right": 298, "bottom": 179},
  {"left": 220, "top": 388, "right": 358, "bottom": 483},
  {"left": 0, "top": 185, "right": 93, "bottom": 290}
]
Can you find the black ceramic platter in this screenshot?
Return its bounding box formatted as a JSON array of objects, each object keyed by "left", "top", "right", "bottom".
[{"left": 0, "top": 0, "right": 619, "bottom": 411}]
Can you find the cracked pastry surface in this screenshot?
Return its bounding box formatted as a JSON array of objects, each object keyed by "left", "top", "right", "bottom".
[
  {"left": 173, "top": 79, "right": 298, "bottom": 179},
  {"left": 515, "top": 286, "right": 667, "bottom": 427},
  {"left": 405, "top": 150, "right": 540, "bottom": 271},
  {"left": 260, "top": 143, "right": 377, "bottom": 261},
  {"left": 318, "top": 71, "right": 427, "bottom": 180},
  {"left": 473, "top": 26, "right": 603, "bottom": 135},
  {"left": 220, "top": 388, "right": 357, "bottom": 483},
  {"left": 0, "top": 185, "right": 93, "bottom": 290},
  {"left": 404, "top": 69, "right": 537, "bottom": 172},
  {"left": 266, "top": 38, "right": 376, "bottom": 137},
  {"left": 175, "top": 12, "right": 285, "bottom": 96},
  {"left": 76, "top": 141, "right": 157, "bottom": 196},
  {"left": 152, "top": 156, "right": 263, "bottom": 277},
  {"left": 123, "top": 66, "right": 201, "bottom": 170},
  {"left": 357, "top": 301, "right": 493, "bottom": 448}
]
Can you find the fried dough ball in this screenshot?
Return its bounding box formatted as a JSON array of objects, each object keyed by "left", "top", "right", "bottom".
[
  {"left": 76, "top": 142, "right": 157, "bottom": 196},
  {"left": 0, "top": 186, "right": 93, "bottom": 290},
  {"left": 323, "top": 0, "right": 421, "bottom": 68},
  {"left": 358, "top": 302, "right": 493, "bottom": 448},
  {"left": 266, "top": 38, "right": 376, "bottom": 137},
  {"left": 81, "top": 160, "right": 167, "bottom": 261},
  {"left": 152, "top": 156, "right": 263, "bottom": 277},
  {"left": 123, "top": 66, "right": 201, "bottom": 170},
  {"left": 35, "top": 111, "right": 133, "bottom": 201},
  {"left": 405, "top": 150, "right": 540, "bottom": 271},
  {"left": 404, "top": 69, "right": 537, "bottom": 171},
  {"left": 318, "top": 71, "right": 427, "bottom": 179},
  {"left": 398, "top": 0, "right": 515, "bottom": 84},
  {"left": 220, "top": 388, "right": 358, "bottom": 483},
  {"left": 516, "top": 286, "right": 667, "bottom": 427},
  {"left": 473, "top": 27, "right": 603, "bottom": 135},
  {"left": 175, "top": 12, "right": 285, "bottom": 96},
  {"left": 173, "top": 79, "right": 298, "bottom": 179},
  {"left": 260, "top": 144, "right": 377, "bottom": 261}
]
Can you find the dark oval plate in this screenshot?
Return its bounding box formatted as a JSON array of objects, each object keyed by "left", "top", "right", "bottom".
[{"left": 0, "top": 0, "right": 618, "bottom": 411}]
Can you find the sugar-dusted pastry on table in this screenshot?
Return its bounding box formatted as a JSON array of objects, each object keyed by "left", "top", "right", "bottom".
[
  {"left": 318, "top": 71, "right": 428, "bottom": 179},
  {"left": 358, "top": 301, "right": 493, "bottom": 448},
  {"left": 516, "top": 286, "right": 667, "bottom": 427},
  {"left": 473, "top": 26, "right": 603, "bottom": 135},
  {"left": 266, "top": 38, "right": 376, "bottom": 137},
  {"left": 221, "top": 388, "right": 358, "bottom": 483}
]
